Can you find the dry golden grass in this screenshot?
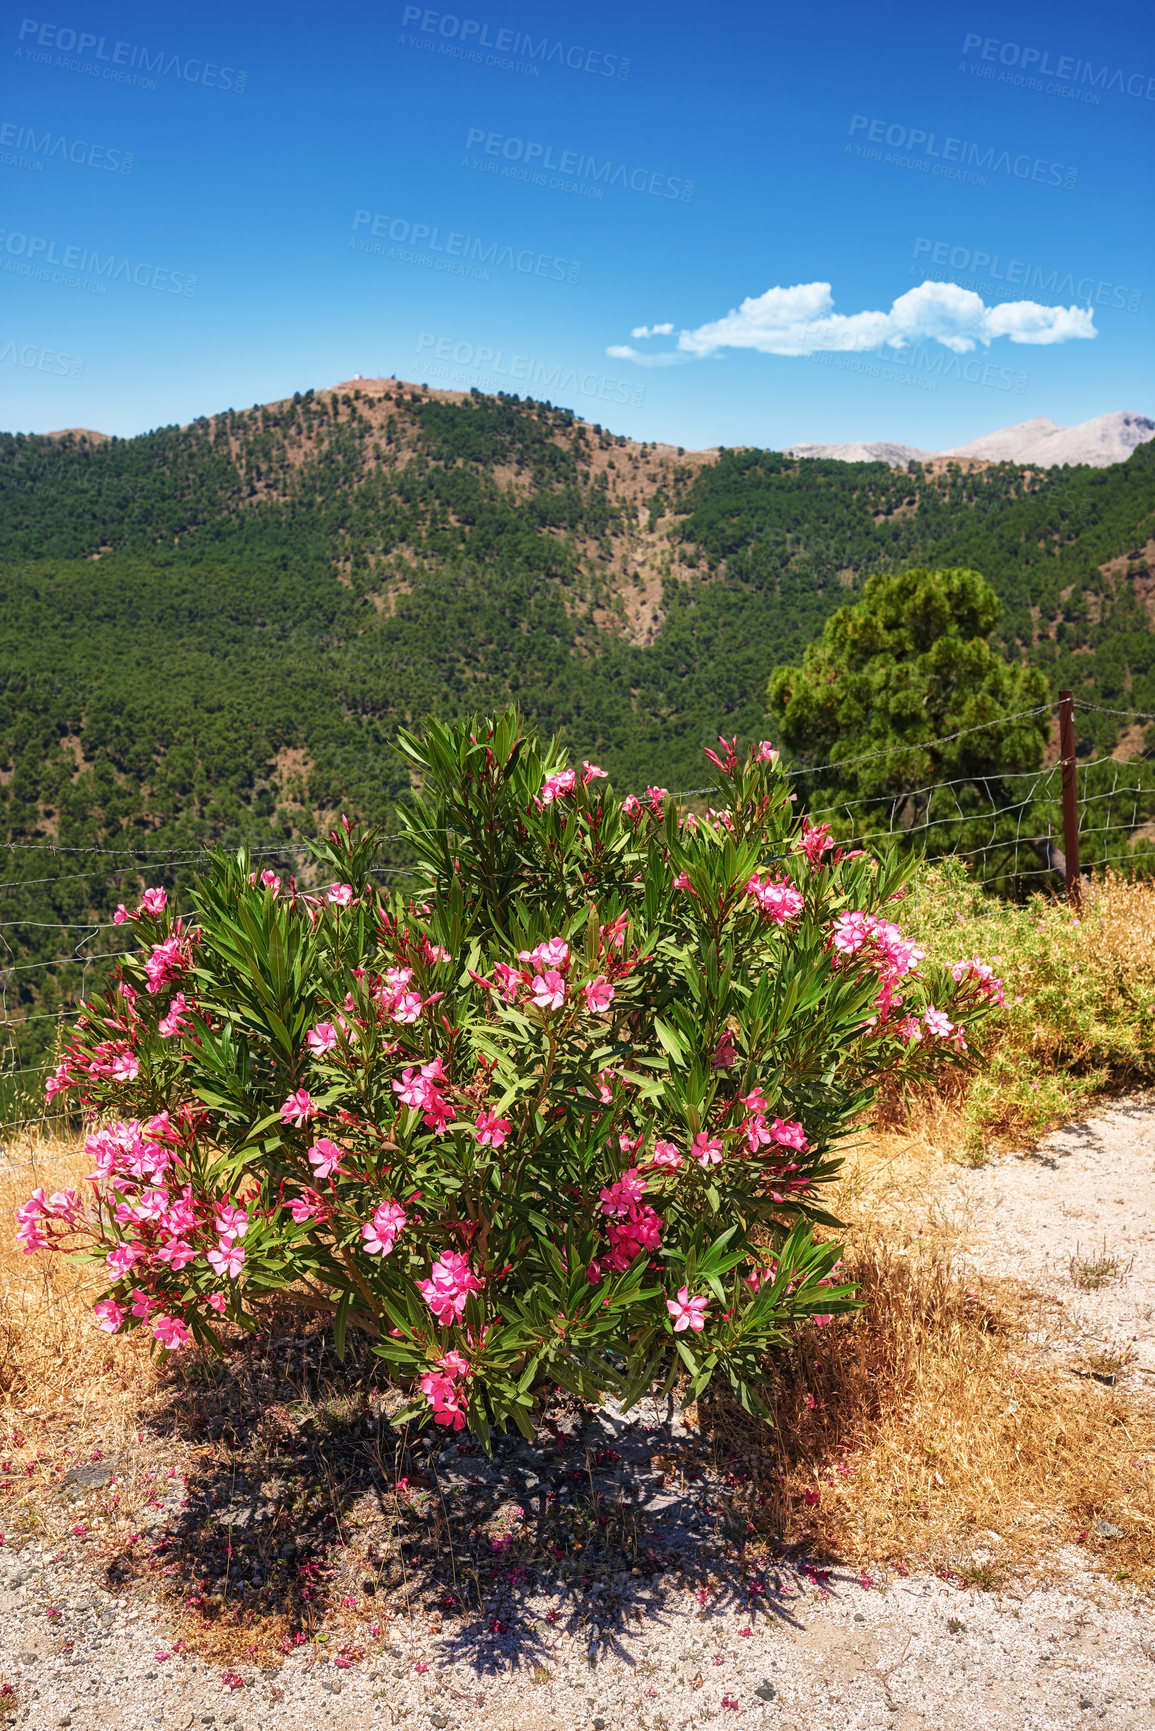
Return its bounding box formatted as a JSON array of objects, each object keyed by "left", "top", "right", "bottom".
[
  {"left": 696, "top": 1126, "right": 1155, "bottom": 1586},
  {"left": 0, "top": 1133, "right": 158, "bottom": 1420}
]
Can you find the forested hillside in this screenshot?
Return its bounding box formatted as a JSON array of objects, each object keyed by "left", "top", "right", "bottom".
[{"left": 2, "top": 378, "right": 1154, "bottom": 1080}]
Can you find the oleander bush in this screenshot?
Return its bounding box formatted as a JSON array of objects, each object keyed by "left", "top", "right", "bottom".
[{"left": 19, "top": 710, "right": 1004, "bottom": 1446}]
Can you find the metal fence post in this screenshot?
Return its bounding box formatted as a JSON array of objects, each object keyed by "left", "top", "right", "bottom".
[{"left": 1058, "top": 690, "right": 1081, "bottom": 907}]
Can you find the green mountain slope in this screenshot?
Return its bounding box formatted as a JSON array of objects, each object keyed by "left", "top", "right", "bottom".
[{"left": 1, "top": 380, "right": 1153, "bottom": 1078}]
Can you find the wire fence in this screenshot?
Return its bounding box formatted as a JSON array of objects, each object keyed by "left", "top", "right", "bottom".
[{"left": 2, "top": 695, "right": 1154, "bottom": 1143}]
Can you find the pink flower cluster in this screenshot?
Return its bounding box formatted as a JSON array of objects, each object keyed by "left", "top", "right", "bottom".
[
  {"left": 418, "top": 1250, "right": 483, "bottom": 1324},
  {"left": 361, "top": 1200, "right": 406, "bottom": 1257},
  {"left": 949, "top": 956, "right": 1005, "bottom": 1006},
  {"left": 746, "top": 875, "right": 805, "bottom": 926},
  {"left": 420, "top": 1349, "right": 470, "bottom": 1429},
  {"left": 740, "top": 1089, "right": 809, "bottom": 1156},
  {"left": 373, "top": 965, "right": 426, "bottom": 1025},
  {"left": 113, "top": 885, "right": 167, "bottom": 926},
  {"left": 15, "top": 1186, "right": 82, "bottom": 1253},
  {"left": 539, "top": 760, "right": 607, "bottom": 805},
  {"left": 392, "top": 1057, "right": 456, "bottom": 1134},
  {"left": 598, "top": 1167, "right": 663, "bottom": 1271},
  {"left": 143, "top": 925, "right": 195, "bottom": 997},
  {"left": 621, "top": 786, "right": 668, "bottom": 822},
  {"left": 832, "top": 909, "right": 925, "bottom": 1020}
]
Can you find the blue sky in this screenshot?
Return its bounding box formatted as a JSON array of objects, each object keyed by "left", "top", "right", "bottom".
[{"left": 2, "top": 0, "right": 1152, "bottom": 448}]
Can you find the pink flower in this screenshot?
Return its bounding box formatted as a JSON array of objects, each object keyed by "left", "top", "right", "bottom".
[
  {"left": 769, "top": 1118, "right": 808, "bottom": 1151},
  {"left": 651, "top": 1139, "right": 682, "bottom": 1170},
  {"left": 896, "top": 1015, "right": 922, "bottom": 1042},
  {"left": 756, "top": 741, "right": 779, "bottom": 762},
  {"left": 531, "top": 970, "right": 566, "bottom": 1012},
  {"left": 112, "top": 904, "right": 131, "bottom": 925},
  {"left": 140, "top": 887, "right": 168, "bottom": 916},
  {"left": 215, "top": 1204, "right": 249, "bottom": 1241},
  {"left": 362, "top": 1200, "right": 406, "bottom": 1257},
  {"left": 521, "top": 938, "right": 569, "bottom": 969},
  {"left": 129, "top": 1288, "right": 154, "bottom": 1320},
  {"left": 93, "top": 1299, "right": 124, "bottom": 1333},
  {"left": 289, "top": 1194, "right": 322, "bottom": 1224},
  {"left": 747, "top": 876, "right": 805, "bottom": 926},
  {"left": 923, "top": 1006, "right": 954, "bottom": 1038},
  {"left": 327, "top": 883, "right": 355, "bottom": 907},
  {"left": 105, "top": 1242, "right": 142, "bottom": 1277},
  {"left": 799, "top": 818, "right": 835, "bottom": 867},
  {"left": 206, "top": 1292, "right": 228, "bottom": 1313},
  {"left": 307, "top": 1022, "right": 338, "bottom": 1057},
  {"left": 144, "top": 935, "right": 187, "bottom": 995},
  {"left": 621, "top": 794, "right": 641, "bottom": 819},
  {"left": 604, "top": 1205, "right": 662, "bottom": 1271},
  {"left": 158, "top": 993, "right": 190, "bottom": 1038},
  {"left": 691, "top": 1132, "right": 723, "bottom": 1167},
  {"left": 418, "top": 1250, "right": 483, "bottom": 1325},
  {"left": 474, "top": 1109, "right": 511, "bottom": 1149},
  {"left": 155, "top": 1239, "right": 197, "bottom": 1270},
  {"left": 44, "top": 1062, "right": 72, "bottom": 1102},
  {"left": 711, "top": 1031, "right": 738, "bottom": 1069},
  {"left": 540, "top": 769, "right": 576, "bottom": 805},
  {"left": 307, "top": 1137, "right": 344, "bottom": 1180},
  {"left": 110, "top": 1051, "right": 140, "bottom": 1084},
  {"left": 581, "top": 761, "right": 607, "bottom": 782},
  {"left": 207, "top": 1239, "right": 245, "bottom": 1280},
  {"left": 280, "top": 1088, "right": 318, "bottom": 1126},
  {"left": 599, "top": 1168, "right": 647, "bottom": 1218},
  {"left": 583, "top": 975, "right": 614, "bottom": 1014},
  {"left": 390, "top": 991, "right": 424, "bottom": 1024},
  {"left": 152, "top": 1313, "right": 190, "bottom": 1351},
  {"left": 667, "top": 1286, "right": 708, "bottom": 1333},
  {"left": 392, "top": 1066, "right": 428, "bottom": 1109}
]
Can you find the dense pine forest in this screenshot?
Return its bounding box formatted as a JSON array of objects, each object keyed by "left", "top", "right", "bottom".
[{"left": 2, "top": 379, "right": 1154, "bottom": 1085}]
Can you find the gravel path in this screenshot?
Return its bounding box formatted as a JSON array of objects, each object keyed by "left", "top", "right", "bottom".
[{"left": 3, "top": 1102, "right": 1154, "bottom": 1731}]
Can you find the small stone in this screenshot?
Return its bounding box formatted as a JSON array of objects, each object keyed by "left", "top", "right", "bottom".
[
  {"left": 20, "top": 1653, "right": 38, "bottom": 1666},
  {"left": 754, "top": 1681, "right": 777, "bottom": 1702},
  {"left": 430, "top": 1717, "right": 449, "bottom": 1729},
  {"left": 593, "top": 1720, "right": 607, "bottom": 1729},
  {"left": 1079, "top": 1700, "right": 1094, "bottom": 1711},
  {"left": 854, "top": 1612, "right": 865, "bottom": 1622},
  {"left": 1093, "top": 1520, "right": 1122, "bottom": 1538}
]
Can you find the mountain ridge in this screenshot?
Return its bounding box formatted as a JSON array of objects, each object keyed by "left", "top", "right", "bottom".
[{"left": 785, "top": 409, "right": 1155, "bottom": 471}]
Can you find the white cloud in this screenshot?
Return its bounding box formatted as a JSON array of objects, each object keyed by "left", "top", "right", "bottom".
[
  {"left": 609, "top": 279, "right": 1097, "bottom": 363},
  {"left": 606, "top": 344, "right": 693, "bottom": 368}
]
